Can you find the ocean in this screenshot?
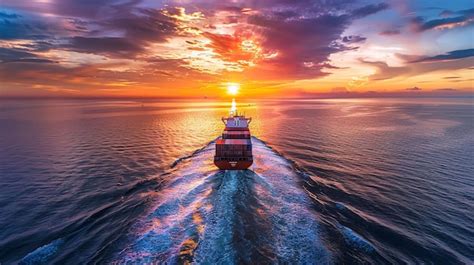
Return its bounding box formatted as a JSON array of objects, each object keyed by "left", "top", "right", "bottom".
[{"left": 0, "top": 98, "right": 472, "bottom": 264}]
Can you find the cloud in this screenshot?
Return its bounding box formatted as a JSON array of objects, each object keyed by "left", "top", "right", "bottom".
[
  {"left": 406, "top": 86, "right": 422, "bottom": 91},
  {"left": 181, "top": 1, "right": 390, "bottom": 79},
  {"left": 0, "top": 55, "right": 212, "bottom": 96},
  {"left": 420, "top": 16, "right": 473, "bottom": 31},
  {"left": 51, "top": 0, "right": 128, "bottom": 18},
  {"left": 5, "top": 0, "right": 472, "bottom": 97},
  {"left": 351, "top": 3, "right": 389, "bottom": 19},
  {"left": 0, "top": 10, "right": 87, "bottom": 40},
  {"left": 363, "top": 51, "right": 474, "bottom": 81},
  {"left": 201, "top": 32, "right": 248, "bottom": 62},
  {"left": 331, "top": 87, "right": 350, "bottom": 93},
  {"left": 439, "top": 10, "right": 454, "bottom": 18},
  {"left": 379, "top": 29, "right": 400, "bottom": 36},
  {"left": 436, "top": 88, "right": 457, "bottom": 91},
  {"left": 0, "top": 0, "right": 391, "bottom": 83},
  {"left": 342, "top": 35, "right": 367, "bottom": 44},
  {"left": 1, "top": 0, "right": 136, "bottom": 19},
  {"left": 100, "top": 7, "right": 183, "bottom": 44},
  {"left": 411, "top": 49, "right": 474, "bottom": 63},
  {"left": 0, "top": 47, "right": 55, "bottom": 63},
  {"left": 411, "top": 8, "right": 474, "bottom": 31},
  {"left": 0, "top": 13, "right": 43, "bottom": 40},
  {"left": 64, "top": 37, "right": 145, "bottom": 58},
  {"left": 360, "top": 60, "right": 408, "bottom": 80},
  {"left": 245, "top": 13, "right": 351, "bottom": 79},
  {"left": 0, "top": 11, "right": 20, "bottom": 18}
]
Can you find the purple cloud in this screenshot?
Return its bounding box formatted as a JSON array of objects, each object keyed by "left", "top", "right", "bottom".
[
  {"left": 351, "top": 3, "right": 389, "bottom": 18},
  {"left": 342, "top": 35, "right": 367, "bottom": 44},
  {"left": 0, "top": 47, "right": 55, "bottom": 63},
  {"left": 63, "top": 37, "right": 145, "bottom": 58},
  {"left": 411, "top": 49, "right": 474, "bottom": 63}
]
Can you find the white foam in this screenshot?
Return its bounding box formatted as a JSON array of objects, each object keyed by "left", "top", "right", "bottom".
[
  {"left": 339, "top": 224, "right": 375, "bottom": 252},
  {"left": 19, "top": 238, "right": 64, "bottom": 265},
  {"left": 115, "top": 138, "right": 331, "bottom": 264}
]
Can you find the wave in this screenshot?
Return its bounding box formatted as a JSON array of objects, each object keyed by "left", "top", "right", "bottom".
[
  {"left": 338, "top": 225, "right": 375, "bottom": 253},
  {"left": 113, "top": 137, "right": 331, "bottom": 264},
  {"left": 19, "top": 239, "right": 64, "bottom": 265}
]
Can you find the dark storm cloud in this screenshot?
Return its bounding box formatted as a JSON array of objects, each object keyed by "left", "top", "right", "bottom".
[{"left": 411, "top": 49, "right": 474, "bottom": 63}]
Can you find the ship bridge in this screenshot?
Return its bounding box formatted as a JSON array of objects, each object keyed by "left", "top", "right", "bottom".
[{"left": 222, "top": 116, "right": 251, "bottom": 131}]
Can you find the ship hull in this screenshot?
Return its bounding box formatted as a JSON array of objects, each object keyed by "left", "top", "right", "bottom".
[{"left": 214, "top": 160, "right": 253, "bottom": 170}]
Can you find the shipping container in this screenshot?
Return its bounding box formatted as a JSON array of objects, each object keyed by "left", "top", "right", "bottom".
[{"left": 214, "top": 115, "right": 253, "bottom": 170}]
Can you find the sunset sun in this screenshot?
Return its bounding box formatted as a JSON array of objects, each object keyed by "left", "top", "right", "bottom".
[{"left": 227, "top": 83, "right": 240, "bottom": 95}]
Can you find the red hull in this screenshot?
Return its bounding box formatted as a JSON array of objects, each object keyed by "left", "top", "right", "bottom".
[{"left": 214, "top": 160, "right": 253, "bottom": 170}]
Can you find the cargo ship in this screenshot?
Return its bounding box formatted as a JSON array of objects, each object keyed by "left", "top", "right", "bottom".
[{"left": 214, "top": 111, "right": 253, "bottom": 170}]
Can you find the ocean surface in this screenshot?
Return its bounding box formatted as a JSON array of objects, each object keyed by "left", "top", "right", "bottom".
[{"left": 0, "top": 98, "right": 473, "bottom": 264}]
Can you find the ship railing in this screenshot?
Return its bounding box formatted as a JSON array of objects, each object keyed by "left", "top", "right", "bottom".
[
  {"left": 214, "top": 156, "right": 253, "bottom": 161},
  {"left": 221, "top": 116, "right": 252, "bottom": 125}
]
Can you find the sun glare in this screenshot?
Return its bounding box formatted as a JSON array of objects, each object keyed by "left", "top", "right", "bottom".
[{"left": 227, "top": 83, "right": 240, "bottom": 95}]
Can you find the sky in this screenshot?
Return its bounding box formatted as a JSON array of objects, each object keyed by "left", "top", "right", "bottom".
[{"left": 0, "top": 0, "right": 473, "bottom": 98}]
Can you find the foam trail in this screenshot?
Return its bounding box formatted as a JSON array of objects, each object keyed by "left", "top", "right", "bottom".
[
  {"left": 338, "top": 225, "right": 375, "bottom": 253},
  {"left": 193, "top": 171, "right": 240, "bottom": 263},
  {"left": 114, "top": 138, "right": 331, "bottom": 264},
  {"left": 19, "top": 239, "right": 64, "bottom": 265}
]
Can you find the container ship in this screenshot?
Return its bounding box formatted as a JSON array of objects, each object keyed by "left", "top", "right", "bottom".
[{"left": 214, "top": 112, "right": 253, "bottom": 170}]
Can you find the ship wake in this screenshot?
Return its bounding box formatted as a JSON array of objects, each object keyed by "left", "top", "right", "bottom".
[{"left": 114, "top": 138, "right": 331, "bottom": 264}]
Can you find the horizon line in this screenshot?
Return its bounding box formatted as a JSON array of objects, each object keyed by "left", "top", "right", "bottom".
[{"left": 1, "top": 93, "right": 473, "bottom": 101}]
